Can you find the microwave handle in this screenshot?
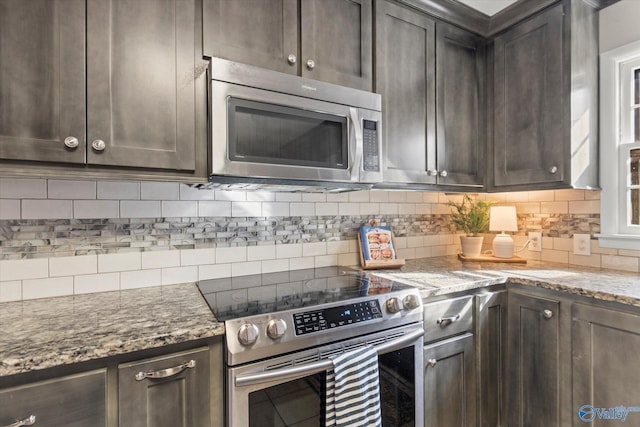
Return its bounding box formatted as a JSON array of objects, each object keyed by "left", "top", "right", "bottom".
[
  {"left": 234, "top": 327, "right": 424, "bottom": 388},
  {"left": 348, "top": 108, "right": 363, "bottom": 182}
]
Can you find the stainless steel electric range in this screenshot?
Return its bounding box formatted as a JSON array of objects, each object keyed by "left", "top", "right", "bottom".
[{"left": 197, "top": 266, "right": 424, "bottom": 427}]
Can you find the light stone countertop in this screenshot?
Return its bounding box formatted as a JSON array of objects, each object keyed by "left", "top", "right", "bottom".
[{"left": 0, "top": 283, "right": 224, "bottom": 378}]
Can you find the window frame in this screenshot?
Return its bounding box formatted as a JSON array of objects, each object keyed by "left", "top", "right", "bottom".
[{"left": 599, "top": 40, "right": 640, "bottom": 250}]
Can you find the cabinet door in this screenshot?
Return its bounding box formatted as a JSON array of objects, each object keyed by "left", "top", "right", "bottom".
[
  {"left": 493, "top": 4, "right": 564, "bottom": 187},
  {"left": 0, "top": 370, "right": 106, "bottom": 427},
  {"left": 118, "top": 347, "right": 210, "bottom": 427},
  {"left": 476, "top": 290, "right": 507, "bottom": 427},
  {"left": 0, "top": 0, "right": 86, "bottom": 164},
  {"left": 573, "top": 304, "right": 640, "bottom": 425},
  {"left": 436, "top": 22, "right": 485, "bottom": 188},
  {"left": 301, "top": 0, "right": 373, "bottom": 91},
  {"left": 507, "top": 292, "right": 560, "bottom": 427},
  {"left": 424, "top": 333, "right": 476, "bottom": 427},
  {"left": 203, "top": 0, "right": 298, "bottom": 75},
  {"left": 87, "top": 0, "right": 199, "bottom": 171},
  {"left": 375, "top": 0, "right": 436, "bottom": 186}
]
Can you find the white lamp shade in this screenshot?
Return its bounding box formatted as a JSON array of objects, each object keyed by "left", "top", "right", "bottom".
[{"left": 489, "top": 206, "right": 518, "bottom": 232}]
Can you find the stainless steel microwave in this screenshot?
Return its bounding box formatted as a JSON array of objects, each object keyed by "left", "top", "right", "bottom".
[{"left": 208, "top": 58, "right": 382, "bottom": 192}]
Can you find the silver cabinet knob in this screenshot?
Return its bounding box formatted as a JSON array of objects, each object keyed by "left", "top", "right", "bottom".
[
  {"left": 386, "top": 297, "right": 403, "bottom": 314},
  {"left": 237, "top": 323, "right": 259, "bottom": 346},
  {"left": 543, "top": 309, "right": 554, "bottom": 319},
  {"left": 427, "top": 169, "right": 438, "bottom": 176},
  {"left": 266, "top": 318, "right": 287, "bottom": 340},
  {"left": 427, "top": 358, "right": 437, "bottom": 368},
  {"left": 439, "top": 170, "right": 448, "bottom": 177},
  {"left": 91, "top": 139, "right": 106, "bottom": 151},
  {"left": 64, "top": 136, "right": 79, "bottom": 149},
  {"left": 306, "top": 59, "right": 315, "bottom": 70},
  {"left": 549, "top": 166, "right": 558, "bottom": 174},
  {"left": 287, "top": 54, "right": 297, "bottom": 65},
  {"left": 403, "top": 294, "right": 421, "bottom": 310},
  {"left": 4, "top": 415, "right": 36, "bottom": 427}
]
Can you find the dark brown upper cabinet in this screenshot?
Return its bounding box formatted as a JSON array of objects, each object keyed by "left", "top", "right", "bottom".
[{"left": 204, "top": 0, "right": 373, "bottom": 91}]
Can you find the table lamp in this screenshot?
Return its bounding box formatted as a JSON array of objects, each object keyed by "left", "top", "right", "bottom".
[{"left": 490, "top": 206, "right": 518, "bottom": 258}]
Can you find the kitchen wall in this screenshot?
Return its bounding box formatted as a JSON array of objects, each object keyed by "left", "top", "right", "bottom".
[{"left": 2, "top": 177, "right": 637, "bottom": 303}]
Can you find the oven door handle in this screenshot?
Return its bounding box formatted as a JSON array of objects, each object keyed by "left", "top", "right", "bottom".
[{"left": 234, "top": 327, "right": 424, "bottom": 388}]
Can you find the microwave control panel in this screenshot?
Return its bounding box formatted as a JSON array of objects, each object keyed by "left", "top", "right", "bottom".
[
  {"left": 293, "top": 300, "right": 382, "bottom": 335},
  {"left": 362, "top": 120, "right": 380, "bottom": 172}
]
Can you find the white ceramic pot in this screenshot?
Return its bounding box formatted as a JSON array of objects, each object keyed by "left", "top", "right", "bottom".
[{"left": 460, "top": 236, "right": 484, "bottom": 257}]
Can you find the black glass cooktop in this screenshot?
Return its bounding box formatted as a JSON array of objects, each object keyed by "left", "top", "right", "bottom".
[{"left": 196, "top": 266, "right": 414, "bottom": 321}]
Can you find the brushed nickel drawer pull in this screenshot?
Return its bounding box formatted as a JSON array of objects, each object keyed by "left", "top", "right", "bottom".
[
  {"left": 437, "top": 314, "right": 461, "bottom": 327},
  {"left": 427, "top": 358, "right": 437, "bottom": 368},
  {"left": 135, "top": 359, "right": 196, "bottom": 381},
  {"left": 5, "top": 415, "right": 36, "bottom": 427}
]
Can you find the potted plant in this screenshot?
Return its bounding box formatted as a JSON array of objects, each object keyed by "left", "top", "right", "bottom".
[{"left": 448, "top": 194, "right": 492, "bottom": 257}]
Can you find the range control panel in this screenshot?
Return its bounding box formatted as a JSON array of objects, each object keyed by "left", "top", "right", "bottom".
[{"left": 293, "top": 300, "right": 382, "bottom": 336}]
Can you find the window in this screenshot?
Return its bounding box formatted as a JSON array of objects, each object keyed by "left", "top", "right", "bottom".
[{"left": 599, "top": 41, "right": 640, "bottom": 249}]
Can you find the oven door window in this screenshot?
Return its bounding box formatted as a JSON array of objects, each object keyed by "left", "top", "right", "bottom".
[
  {"left": 247, "top": 348, "right": 415, "bottom": 427},
  {"left": 228, "top": 98, "right": 348, "bottom": 169}
]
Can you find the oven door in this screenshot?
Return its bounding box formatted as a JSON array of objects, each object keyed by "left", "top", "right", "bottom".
[
  {"left": 211, "top": 80, "right": 377, "bottom": 184},
  {"left": 227, "top": 324, "right": 424, "bottom": 427}
]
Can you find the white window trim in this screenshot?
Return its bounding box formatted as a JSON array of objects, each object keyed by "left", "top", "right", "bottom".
[{"left": 598, "top": 40, "right": 640, "bottom": 250}]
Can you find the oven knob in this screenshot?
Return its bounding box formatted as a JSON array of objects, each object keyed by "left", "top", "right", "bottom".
[
  {"left": 403, "top": 294, "right": 421, "bottom": 311},
  {"left": 386, "top": 297, "right": 403, "bottom": 314},
  {"left": 266, "top": 318, "right": 288, "bottom": 340},
  {"left": 237, "top": 323, "right": 260, "bottom": 346}
]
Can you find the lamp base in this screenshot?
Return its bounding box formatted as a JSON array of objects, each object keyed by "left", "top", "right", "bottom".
[{"left": 493, "top": 233, "right": 514, "bottom": 258}]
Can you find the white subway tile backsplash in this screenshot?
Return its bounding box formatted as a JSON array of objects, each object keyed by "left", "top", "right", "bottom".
[
  {"left": 398, "top": 204, "right": 416, "bottom": 215},
  {"left": 303, "top": 242, "right": 326, "bottom": 257},
  {"left": 232, "top": 261, "right": 262, "bottom": 276},
  {"left": 120, "top": 201, "right": 161, "bottom": 218},
  {"left": 422, "top": 192, "right": 439, "bottom": 203},
  {"left": 22, "top": 277, "right": 74, "bottom": 300},
  {"left": 74, "top": 200, "right": 119, "bottom": 219},
  {"left": 178, "top": 184, "right": 215, "bottom": 201},
  {"left": 416, "top": 204, "right": 431, "bottom": 215},
  {"left": 338, "top": 203, "right": 359, "bottom": 215},
  {"left": 348, "top": 191, "right": 370, "bottom": 202},
  {"left": 601, "top": 255, "right": 639, "bottom": 272},
  {"left": 0, "top": 178, "right": 46, "bottom": 199},
  {"left": 48, "top": 180, "right": 96, "bottom": 199},
  {"left": 290, "top": 202, "right": 315, "bottom": 216},
  {"left": 0, "top": 258, "right": 48, "bottom": 281},
  {"left": 289, "top": 257, "right": 315, "bottom": 270},
  {"left": 216, "top": 247, "right": 247, "bottom": 263},
  {"left": 141, "top": 182, "right": 179, "bottom": 200},
  {"left": 0, "top": 199, "right": 20, "bottom": 219},
  {"left": 379, "top": 203, "right": 398, "bottom": 215},
  {"left": 22, "top": 200, "right": 72, "bottom": 219},
  {"left": 407, "top": 236, "right": 424, "bottom": 248},
  {"left": 0, "top": 281, "right": 22, "bottom": 302},
  {"left": 141, "top": 250, "right": 180, "bottom": 269},
  {"left": 315, "top": 255, "right": 338, "bottom": 268},
  {"left": 540, "top": 201, "right": 568, "bottom": 214},
  {"left": 541, "top": 249, "right": 569, "bottom": 264},
  {"left": 161, "top": 266, "right": 198, "bottom": 285},
  {"left": 262, "top": 202, "right": 289, "bottom": 217},
  {"left": 302, "top": 193, "right": 326, "bottom": 202},
  {"left": 50, "top": 255, "right": 97, "bottom": 277},
  {"left": 162, "top": 201, "right": 198, "bottom": 217},
  {"left": 316, "top": 203, "right": 338, "bottom": 216},
  {"left": 74, "top": 273, "right": 120, "bottom": 294},
  {"left": 338, "top": 253, "right": 359, "bottom": 267},
  {"left": 262, "top": 259, "right": 289, "bottom": 273},
  {"left": 199, "top": 263, "right": 232, "bottom": 280},
  {"left": 528, "top": 190, "right": 555, "bottom": 202},
  {"left": 275, "top": 193, "right": 302, "bottom": 202},
  {"left": 415, "top": 247, "right": 432, "bottom": 258},
  {"left": 246, "top": 192, "right": 276, "bottom": 202},
  {"left": 98, "top": 252, "right": 141, "bottom": 273},
  {"left": 97, "top": 181, "right": 140, "bottom": 200},
  {"left": 232, "top": 201, "right": 262, "bottom": 217},
  {"left": 277, "top": 243, "right": 302, "bottom": 259},
  {"left": 515, "top": 202, "right": 540, "bottom": 214},
  {"left": 327, "top": 241, "right": 350, "bottom": 255},
  {"left": 569, "top": 200, "right": 599, "bottom": 214},
  {"left": 388, "top": 191, "right": 408, "bottom": 203},
  {"left": 369, "top": 190, "right": 389, "bottom": 203},
  {"left": 248, "top": 245, "right": 276, "bottom": 261},
  {"left": 326, "top": 193, "right": 349, "bottom": 203},
  {"left": 120, "top": 269, "right": 162, "bottom": 289},
  {"left": 215, "top": 190, "right": 247, "bottom": 201},
  {"left": 198, "top": 201, "right": 232, "bottom": 217},
  {"left": 180, "top": 248, "right": 216, "bottom": 266},
  {"left": 406, "top": 192, "right": 423, "bottom": 203},
  {"left": 554, "top": 189, "right": 585, "bottom": 201},
  {"left": 569, "top": 253, "right": 601, "bottom": 268}
]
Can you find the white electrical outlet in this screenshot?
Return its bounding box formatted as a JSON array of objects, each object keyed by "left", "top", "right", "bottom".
[
  {"left": 573, "top": 234, "right": 591, "bottom": 255},
  {"left": 528, "top": 232, "right": 542, "bottom": 252}
]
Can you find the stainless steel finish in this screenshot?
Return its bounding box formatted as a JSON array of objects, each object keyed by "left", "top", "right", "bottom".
[
  {"left": 134, "top": 359, "right": 196, "bottom": 381},
  {"left": 403, "top": 294, "right": 421, "bottom": 310},
  {"left": 287, "top": 54, "right": 296, "bottom": 65},
  {"left": 238, "top": 323, "right": 260, "bottom": 346},
  {"left": 439, "top": 170, "right": 448, "bottom": 177},
  {"left": 543, "top": 309, "right": 554, "bottom": 319},
  {"left": 427, "top": 358, "right": 437, "bottom": 368},
  {"left": 64, "top": 136, "right": 79, "bottom": 149},
  {"left": 4, "top": 415, "right": 36, "bottom": 427},
  {"left": 266, "top": 319, "right": 287, "bottom": 340},
  {"left": 348, "top": 107, "right": 363, "bottom": 182},
  {"left": 427, "top": 169, "right": 438, "bottom": 176},
  {"left": 91, "top": 139, "right": 106, "bottom": 151},
  {"left": 549, "top": 166, "right": 558, "bottom": 174},
  {"left": 386, "top": 297, "right": 402, "bottom": 314},
  {"left": 437, "top": 314, "right": 461, "bottom": 326},
  {"left": 306, "top": 59, "right": 315, "bottom": 70},
  {"left": 235, "top": 327, "right": 424, "bottom": 387}
]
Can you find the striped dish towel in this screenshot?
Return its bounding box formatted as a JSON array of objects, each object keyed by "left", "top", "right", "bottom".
[{"left": 324, "top": 345, "right": 382, "bottom": 427}]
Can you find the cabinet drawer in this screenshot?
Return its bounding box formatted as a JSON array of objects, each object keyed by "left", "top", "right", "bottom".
[
  {"left": 0, "top": 369, "right": 107, "bottom": 427},
  {"left": 423, "top": 295, "right": 473, "bottom": 342}
]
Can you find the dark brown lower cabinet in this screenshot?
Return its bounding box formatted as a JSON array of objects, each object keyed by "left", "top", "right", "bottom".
[
  {"left": 0, "top": 369, "right": 107, "bottom": 427},
  {"left": 424, "top": 333, "right": 476, "bottom": 427},
  {"left": 118, "top": 347, "right": 211, "bottom": 427}
]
